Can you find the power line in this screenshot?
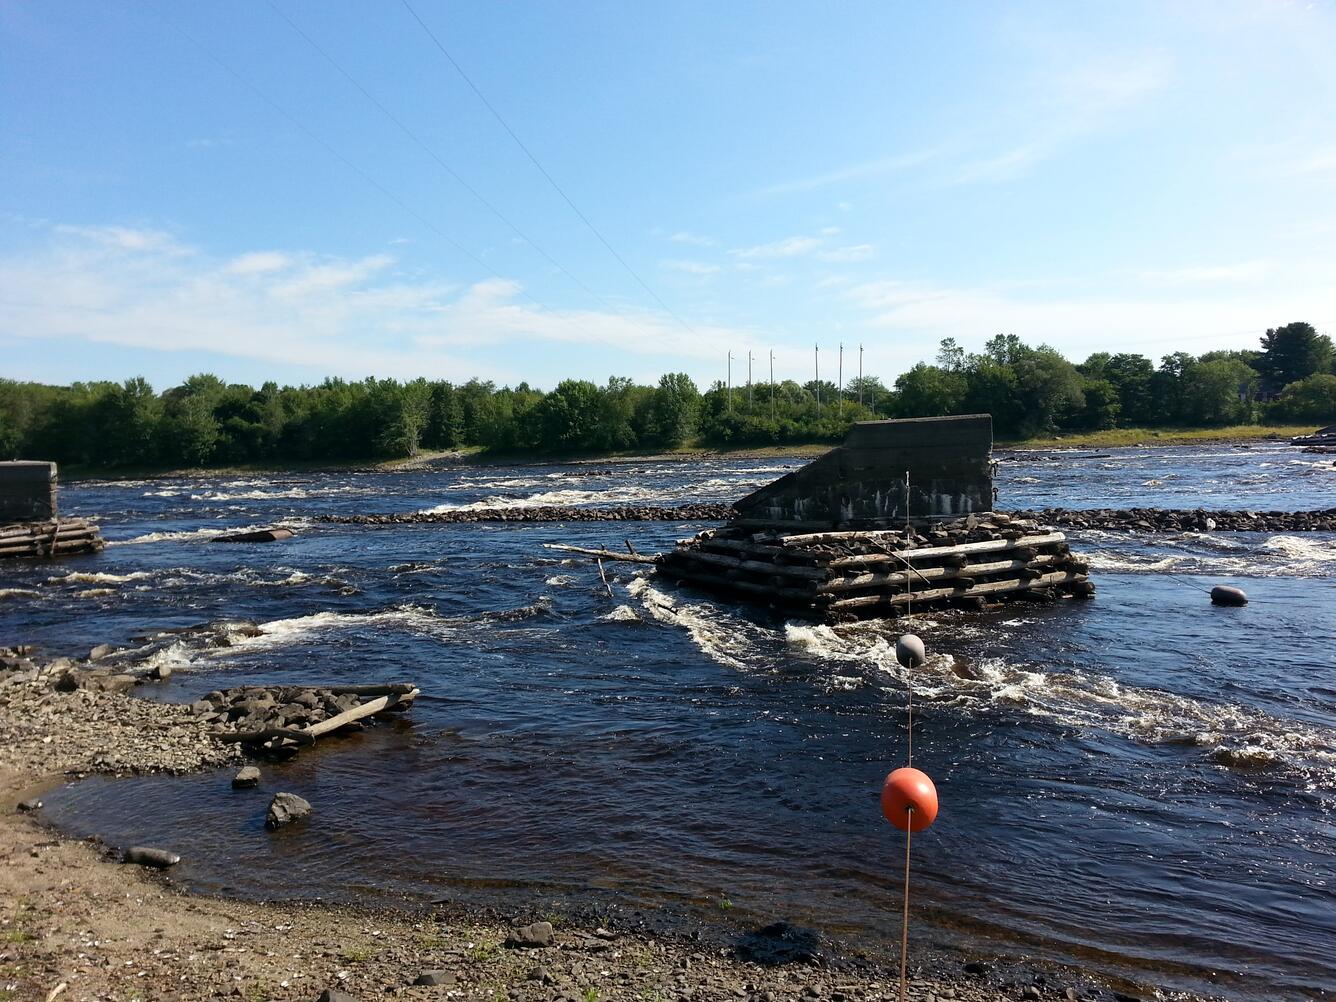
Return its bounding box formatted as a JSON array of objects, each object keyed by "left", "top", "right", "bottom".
[
  {"left": 397, "top": 0, "right": 703, "bottom": 338},
  {"left": 264, "top": 0, "right": 653, "bottom": 334},
  {"left": 141, "top": 0, "right": 580, "bottom": 340}
]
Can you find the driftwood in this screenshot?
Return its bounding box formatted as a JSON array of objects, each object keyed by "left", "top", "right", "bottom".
[
  {"left": 215, "top": 727, "right": 316, "bottom": 746},
  {"left": 543, "top": 543, "right": 658, "bottom": 564},
  {"left": 305, "top": 689, "right": 418, "bottom": 738}
]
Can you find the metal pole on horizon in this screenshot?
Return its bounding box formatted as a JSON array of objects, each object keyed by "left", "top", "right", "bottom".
[
  {"left": 748, "top": 350, "right": 753, "bottom": 409},
  {"left": 814, "top": 343, "right": 821, "bottom": 419},
  {"left": 726, "top": 351, "right": 732, "bottom": 413},
  {"left": 838, "top": 342, "right": 844, "bottom": 417},
  {"left": 859, "top": 344, "right": 864, "bottom": 406},
  {"left": 769, "top": 349, "right": 775, "bottom": 419}
]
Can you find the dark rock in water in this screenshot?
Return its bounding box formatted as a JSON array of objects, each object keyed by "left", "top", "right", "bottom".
[
  {"left": 505, "top": 921, "right": 555, "bottom": 948},
  {"left": 232, "top": 766, "right": 261, "bottom": 789},
  {"left": 735, "top": 922, "right": 821, "bottom": 965},
  {"left": 963, "top": 961, "right": 989, "bottom": 975},
  {"left": 123, "top": 846, "right": 180, "bottom": 868},
  {"left": 212, "top": 527, "right": 296, "bottom": 543},
  {"left": 266, "top": 792, "right": 312, "bottom": 829},
  {"left": 412, "top": 970, "right": 456, "bottom": 986},
  {"left": 1210, "top": 585, "right": 1249, "bottom": 607},
  {"left": 16, "top": 797, "right": 42, "bottom": 813}
]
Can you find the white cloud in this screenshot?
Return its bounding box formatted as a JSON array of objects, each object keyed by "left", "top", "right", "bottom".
[
  {"left": 730, "top": 235, "right": 823, "bottom": 260},
  {"left": 661, "top": 259, "right": 721, "bottom": 276},
  {"left": 844, "top": 276, "right": 1335, "bottom": 361},
  {"left": 0, "top": 224, "right": 760, "bottom": 381},
  {"left": 668, "top": 231, "right": 717, "bottom": 246},
  {"left": 819, "top": 244, "right": 875, "bottom": 263}
]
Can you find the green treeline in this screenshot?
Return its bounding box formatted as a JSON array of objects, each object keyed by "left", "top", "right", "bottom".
[{"left": 2, "top": 321, "right": 1333, "bottom": 468}]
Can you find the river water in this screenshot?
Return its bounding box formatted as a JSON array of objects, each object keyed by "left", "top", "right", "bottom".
[{"left": 4, "top": 443, "right": 1334, "bottom": 1000}]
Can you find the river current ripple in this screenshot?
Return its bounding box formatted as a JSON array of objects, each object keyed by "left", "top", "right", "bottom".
[{"left": 3, "top": 443, "right": 1334, "bottom": 1000}]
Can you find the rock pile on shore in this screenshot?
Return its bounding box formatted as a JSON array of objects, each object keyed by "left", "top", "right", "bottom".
[
  {"left": 1006, "top": 506, "right": 1336, "bottom": 533},
  {"left": 0, "top": 648, "right": 238, "bottom": 776},
  {"left": 194, "top": 685, "right": 373, "bottom": 732},
  {"left": 317, "top": 503, "right": 735, "bottom": 525}
]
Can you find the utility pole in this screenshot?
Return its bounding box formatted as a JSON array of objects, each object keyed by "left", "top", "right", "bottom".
[
  {"left": 814, "top": 343, "right": 821, "bottom": 418},
  {"left": 838, "top": 342, "right": 844, "bottom": 417},
  {"left": 726, "top": 351, "right": 732, "bottom": 413},
  {"left": 769, "top": 349, "right": 775, "bottom": 419},
  {"left": 747, "top": 350, "right": 753, "bottom": 409},
  {"left": 858, "top": 344, "right": 864, "bottom": 407}
]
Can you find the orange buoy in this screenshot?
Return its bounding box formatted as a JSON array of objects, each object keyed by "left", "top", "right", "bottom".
[{"left": 881, "top": 767, "right": 938, "bottom": 832}]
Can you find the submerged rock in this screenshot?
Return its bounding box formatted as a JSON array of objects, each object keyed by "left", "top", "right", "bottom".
[
  {"left": 266, "top": 791, "right": 312, "bottom": 829},
  {"left": 123, "top": 846, "right": 181, "bottom": 868}
]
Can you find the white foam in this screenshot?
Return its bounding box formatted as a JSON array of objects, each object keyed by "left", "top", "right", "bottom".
[
  {"left": 51, "top": 570, "right": 155, "bottom": 584},
  {"left": 0, "top": 587, "right": 39, "bottom": 599},
  {"left": 422, "top": 484, "right": 659, "bottom": 513},
  {"left": 600, "top": 605, "right": 642, "bottom": 623},
  {"left": 777, "top": 619, "right": 1336, "bottom": 782},
  {"left": 544, "top": 575, "right": 576, "bottom": 586},
  {"left": 628, "top": 577, "right": 767, "bottom": 670},
  {"left": 225, "top": 605, "right": 453, "bottom": 653}
]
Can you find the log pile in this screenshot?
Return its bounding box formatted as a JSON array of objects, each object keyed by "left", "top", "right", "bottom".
[
  {"left": 0, "top": 518, "right": 105, "bottom": 559},
  {"left": 197, "top": 683, "right": 420, "bottom": 756},
  {"left": 658, "top": 512, "right": 1093, "bottom": 621}
]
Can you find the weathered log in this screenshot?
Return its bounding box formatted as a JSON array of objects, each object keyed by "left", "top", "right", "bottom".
[
  {"left": 304, "top": 689, "right": 419, "bottom": 739},
  {"left": 826, "top": 570, "right": 1084, "bottom": 611},
  {"left": 698, "top": 538, "right": 822, "bottom": 564},
  {"left": 827, "top": 532, "right": 1066, "bottom": 570},
  {"left": 322, "top": 683, "right": 417, "bottom": 697},
  {"left": 542, "top": 543, "right": 658, "bottom": 564},
  {"left": 664, "top": 567, "right": 823, "bottom": 605},
  {"left": 666, "top": 548, "right": 829, "bottom": 580}
]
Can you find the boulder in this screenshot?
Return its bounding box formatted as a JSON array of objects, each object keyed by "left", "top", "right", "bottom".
[
  {"left": 505, "top": 921, "right": 555, "bottom": 948},
  {"left": 266, "top": 792, "right": 312, "bottom": 829},
  {"left": 412, "top": 971, "right": 456, "bottom": 987},
  {"left": 212, "top": 528, "right": 296, "bottom": 544},
  {"left": 232, "top": 766, "right": 261, "bottom": 789},
  {"left": 88, "top": 643, "right": 114, "bottom": 661},
  {"left": 123, "top": 846, "right": 181, "bottom": 868},
  {"left": 317, "top": 991, "right": 358, "bottom": 1002},
  {"left": 16, "top": 798, "right": 42, "bottom": 813}
]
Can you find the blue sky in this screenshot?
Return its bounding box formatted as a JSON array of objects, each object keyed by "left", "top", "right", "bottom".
[{"left": 3, "top": 0, "right": 1335, "bottom": 391}]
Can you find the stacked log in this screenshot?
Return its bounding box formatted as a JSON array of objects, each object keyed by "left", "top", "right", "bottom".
[
  {"left": 0, "top": 518, "right": 105, "bottom": 559},
  {"left": 658, "top": 512, "right": 1093, "bottom": 621}
]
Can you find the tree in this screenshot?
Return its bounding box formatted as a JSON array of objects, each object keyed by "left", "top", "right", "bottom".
[
  {"left": 1078, "top": 377, "right": 1120, "bottom": 429},
  {"left": 1274, "top": 373, "right": 1336, "bottom": 422},
  {"left": 1257, "top": 322, "right": 1333, "bottom": 390},
  {"left": 1180, "top": 358, "right": 1257, "bottom": 425},
  {"left": 894, "top": 364, "right": 967, "bottom": 417},
  {"left": 644, "top": 373, "right": 699, "bottom": 447}
]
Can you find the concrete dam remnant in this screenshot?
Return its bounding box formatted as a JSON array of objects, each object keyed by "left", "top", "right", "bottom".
[
  {"left": 732, "top": 414, "right": 994, "bottom": 529},
  {"left": 0, "top": 461, "right": 104, "bottom": 559},
  {"left": 662, "top": 416, "right": 1093, "bottom": 621}
]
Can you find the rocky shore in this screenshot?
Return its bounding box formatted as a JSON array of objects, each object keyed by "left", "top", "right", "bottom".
[
  {"left": 316, "top": 504, "right": 1336, "bottom": 534},
  {"left": 1004, "top": 506, "right": 1336, "bottom": 533},
  {"left": 316, "top": 504, "right": 736, "bottom": 525},
  {"left": 0, "top": 649, "right": 1207, "bottom": 1002}
]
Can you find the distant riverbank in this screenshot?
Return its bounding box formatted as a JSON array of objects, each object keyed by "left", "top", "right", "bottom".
[{"left": 58, "top": 423, "right": 1318, "bottom": 481}]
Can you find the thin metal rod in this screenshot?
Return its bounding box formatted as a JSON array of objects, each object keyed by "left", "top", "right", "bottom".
[{"left": 899, "top": 812, "right": 913, "bottom": 1002}]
